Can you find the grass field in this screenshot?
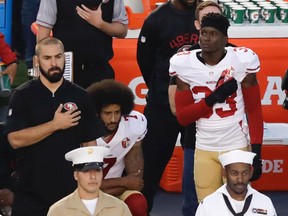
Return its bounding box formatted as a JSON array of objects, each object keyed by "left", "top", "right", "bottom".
[
  {"left": 0, "top": 60, "right": 29, "bottom": 106},
  {"left": 12, "top": 60, "right": 29, "bottom": 89}
]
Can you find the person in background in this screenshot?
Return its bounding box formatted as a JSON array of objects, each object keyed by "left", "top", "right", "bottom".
[
  {"left": 170, "top": 13, "right": 263, "bottom": 202},
  {"left": 168, "top": 1, "right": 223, "bottom": 215},
  {"left": 0, "top": 33, "right": 18, "bottom": 121},
  {"left": 36, "top": 0, "right": 128, "bottom": 88},
  {"left": 87, "top": 79, "right": 147, "bottom": 216},
  {"left": 12, "top": 0, "right": 25, "bottom": 58},
  {"left": 22, "top": 0, "right": 41, "bottom": 70},
  {"left": 48, "top": 146, "right": 132, "bottom": 216},
  {"left": 196, "top": 150, "right": 277, "bottom": 216},
  {"left": 5, "top": 37, "right": 103, "bottom": 216},
  {"left": 136, "top": 0, "right": 199, "bottom": 213}
]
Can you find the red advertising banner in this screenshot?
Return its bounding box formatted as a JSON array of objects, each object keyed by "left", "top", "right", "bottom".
[{"left": 111, "top": 37, "right": 288, "bottom": 123}]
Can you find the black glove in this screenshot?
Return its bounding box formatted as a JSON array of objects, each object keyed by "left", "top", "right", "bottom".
[
  {"left": 281, "top": 69, "right": 288, "bottom": 91},
  {"left": 283, "top": 94, "right": 288, "bottom": 110},
  {"left": 250, "top": 143, "right": 262, "bottom": 181},
  {"left": 205, "top": 78, "right": 238, "bottom": 107},
  {"left": 281, "top": 70, "right": 288, "bottom": 109},
  {"left": 0, "top": 121, "right": 6, "bottom": 137}
]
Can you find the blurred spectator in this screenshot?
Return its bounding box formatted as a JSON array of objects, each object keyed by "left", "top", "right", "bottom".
[
  {"left": 21, "top": 0, "right": 41, "bottom": 69},
  {"left": 0, "top": 122, "right": 16, "bottom": 216},
  {"left": 12, "top": 0, "right": 25, "bottom": 57},
  {"left": 36, "top": 0, "right": 128, "bottom": 88},
  {"left": 0, "top": 33, "right": 18, "bottom": 121},
  {"left": 136, "top": 0, "right": 199, "bottom": 213}
]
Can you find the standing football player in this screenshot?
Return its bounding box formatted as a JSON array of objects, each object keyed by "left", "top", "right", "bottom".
[{"left": 170, "top": 13, "right": 263, "bottom": 202}]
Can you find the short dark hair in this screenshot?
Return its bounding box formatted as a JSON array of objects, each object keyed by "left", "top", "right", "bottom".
[{"left": 87, "top": 79, "right": 135, "bottom": 115}]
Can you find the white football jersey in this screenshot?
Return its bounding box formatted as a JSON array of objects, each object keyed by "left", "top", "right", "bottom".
[
  {"left": 97, "top": 110, "right": 147, "bottom": 179},
  {"left": 169, "top": 46, "right": 260, "bottom": 151}
]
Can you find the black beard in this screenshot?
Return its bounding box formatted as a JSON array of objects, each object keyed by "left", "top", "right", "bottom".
[
  {"left": 39, "top": 65, "right": 65, "bottom": 83},
  {"left": 179, "top": 0, "right": 197, "bottom": 9},
  {"left": 105, "top": 123, "right": 118, "bottom": 134}
]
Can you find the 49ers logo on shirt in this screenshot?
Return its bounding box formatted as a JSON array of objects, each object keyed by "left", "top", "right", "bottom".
[
  {"left": 121, "top": 137, "right": 131, "bottom": 148},
  {"left": 177, "top": 44, "right": 192, "bottom": 53},
  {"left": 217, "top": 66, "right": 236, "bottom": 86},
  {"left": 222, "top": 66, "right": 235, "bottom": 79},
  {"left": 63, "top": 102, "right": 78, "bottom": 111}
]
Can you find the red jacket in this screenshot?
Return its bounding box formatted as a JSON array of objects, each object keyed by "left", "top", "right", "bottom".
[{"left": 0, "top": 33, "right": 17, "bottom": 64}]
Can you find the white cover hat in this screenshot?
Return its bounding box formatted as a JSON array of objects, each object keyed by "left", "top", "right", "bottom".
[
  {"left": 218, "top": 150, "right": 256, "bottom": 167},
  {"left": 65, "top": 146, "right": 110, "bottom": 170}
]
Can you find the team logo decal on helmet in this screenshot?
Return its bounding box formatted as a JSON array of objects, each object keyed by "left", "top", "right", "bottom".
[{"left": 63, "top": 102, "right": 78, "bottom": 111}]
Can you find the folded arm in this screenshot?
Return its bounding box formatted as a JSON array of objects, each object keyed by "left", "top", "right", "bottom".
[{"left": 175, "top": 77, "right": 212, "bottom": 126}]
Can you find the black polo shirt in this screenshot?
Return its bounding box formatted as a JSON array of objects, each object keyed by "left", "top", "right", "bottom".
[{"left": 5, "top": 79, "right": 102, "bottom": 209}]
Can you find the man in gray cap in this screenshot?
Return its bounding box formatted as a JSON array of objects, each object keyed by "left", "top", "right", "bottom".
[
  {"left": 195, "top": 150, "right": 277, "bottom": 216},
  {"left": 47, "top": 146, "right": 132, "bottom": 216}
]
